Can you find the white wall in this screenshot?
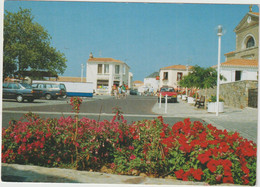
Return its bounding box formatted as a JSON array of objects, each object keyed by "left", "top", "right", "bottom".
[
  {"left": 220, "top": 68, "right": 258, "bottom": 84},
  {"left": 86, "top": 61, "right": 131, "bottom": 94},
  {"left": 159, "top": 69, "right": 190, "bottom": 89},
  {"left": 144, "top": 78, "right": 159, "bottom": 91}
]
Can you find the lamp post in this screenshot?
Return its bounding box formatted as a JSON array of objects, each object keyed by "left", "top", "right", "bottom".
[
  {"left": 186, "top": 64, "right": 188, "bottom": 97},
  {"left": 81, "top": 64, "right": 84, "bottom": 82},
  {"left": 216, "top": 25, "right": 223, "bottom": 116}
]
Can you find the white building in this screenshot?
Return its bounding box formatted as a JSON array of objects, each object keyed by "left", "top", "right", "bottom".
[
  {"left": 144, "top": 72, "right": 159, "bottom": 91},
  {"left": 214, "top": 9, "right": 258, "bottom": 83},
  {"left": 86, "top": 53, "right": 132, "bottom": 95},
  {"left": 215, "top": 59, "right": 258, "bottom": 84},
  {"left": 159, "top": 65, "right": 193, "bottom": 90}
]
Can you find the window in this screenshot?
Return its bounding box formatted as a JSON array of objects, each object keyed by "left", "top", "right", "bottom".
[
  {"left": 246, "top": 37, "right": 255, "bottom": 48},
  {"left": 235, "top": 71, "right": 242, "bottom": 81},
  {"left": 177, "top": 72, "right": 183, "bottom": 81},
  {"left": 46, "top": 84, "right": 53, "bottom": 89},
  {"left": 115, "top": 65, "right": 120, "bottom": 74},
  {"left": 123, "top": 65, "right": 126, "bottom": 74},
  {"left": 163, "top": 72, "right": 168, "bottom": 80},
  {"left": 98, "top": 64, "right": 102, "bottom": 74},
  {"left": 38, "top": 84, "right": 45, "bottom": 89},
  {"left": 104, "top": 64, "right": 109, "bottom": 74},
  {"left": 97, "top": 80, "right": 109, "bottom": 89}
]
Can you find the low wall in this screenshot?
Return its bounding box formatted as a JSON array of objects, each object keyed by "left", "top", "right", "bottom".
[{"left": 198, "top": 80, "right": 258, "bottom": 109}]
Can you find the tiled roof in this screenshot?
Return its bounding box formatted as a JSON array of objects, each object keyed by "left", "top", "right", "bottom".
[
  {"left": 224, "top": 51, "right": 235, "bottom": 55},
  {"left": 133, "top": 80, "right": 144, "bottom": 84},
  {"left": 50, "top": 76, "right": 86, "bottom": 82},
  {"left": 250, "top": 12, "right": 259, "bottom": 16},
  {"left": 160, "top": 65, "right": 193, "bottom": 70},
  {"left": 88, "top": 57, "right": 123, "bottom": 63},
  {"left": 213, "top": 59, "right": 258, "bottom": 68}
]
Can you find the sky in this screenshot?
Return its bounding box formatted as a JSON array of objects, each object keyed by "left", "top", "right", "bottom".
[{"left": 3, "top": 1, "right": 259, "bottom": 81}]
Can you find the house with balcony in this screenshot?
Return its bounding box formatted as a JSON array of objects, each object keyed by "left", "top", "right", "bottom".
[
  {"left": 159, "top": 65, "right": 193, "bottom": 90},
  {"left": 86, "top": 53, "right": 132, "bottom": 95},
  {"left": 213, "top": 9, "right": 258, "bottom": 83}
]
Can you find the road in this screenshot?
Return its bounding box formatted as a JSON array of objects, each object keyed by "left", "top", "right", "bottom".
[{"left": 2, "top": 95, "right": 204, "bottom": 129}]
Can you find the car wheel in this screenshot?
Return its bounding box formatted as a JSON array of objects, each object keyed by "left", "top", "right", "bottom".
[
  {"left": 45, "top": 94, "right": 52, "bottom": 100},
  {"left": 16, "top": 95, "right": 24, "bottom": 103},
  {"left": 28, "top": 98, "right": 34, "bottom": 102}
]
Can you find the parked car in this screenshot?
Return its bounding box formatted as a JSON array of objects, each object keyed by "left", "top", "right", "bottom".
[
  {"left": 130, "top": 89, "right": 138, "bottom": 95},
  {"left": 32, "top": 82, "right": 67, "bottom": 100},
  {"left": 3, "top": 82, "right": 42, "bottom": 103},
  {"left": 158, "top": 87, "right": 178, "bottom": 103}
]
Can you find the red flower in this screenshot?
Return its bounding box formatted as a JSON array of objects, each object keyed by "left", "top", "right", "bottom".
[
  {"left": 197, "top": 153, "right": 210, "bottom": 164},
  {"left": 133, "top": 135, "right": 139, "bottom": 140},
  {"left": 130, "top": 154, "right": 136, "bottom": 160},
  {"left": 207, "top": 159, "right": 220, "bottom": 173},
  {"left": 223, "top": 176, "right": 234, "bottom": 184},
  {"left": 242, "top": 165, "right": 250, "bottom": 174},
  {"left": 129, "top": 146, "right": 134, "bottom": 150},
  {"left": 160, "top": 131, "right": 165, "bottom": 138},
  {"left": 184, "top": 118, "right": 191, "bottom": 126},
  {"left": 174, "top": 169, "right": 184, "bottom": 179},
  {"left": 192, "top": 169, "right": 204, "bottom": 180},
  {"left": 219, "top": 142, "right": 229, "bottom": 152}
]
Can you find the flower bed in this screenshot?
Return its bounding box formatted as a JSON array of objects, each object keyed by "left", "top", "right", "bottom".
[
  {"left": 1, "top": 98, "right": 257, "bottom": 185},
  {"left": 2, "top": 114, "right": 256, "bottom": 185}
]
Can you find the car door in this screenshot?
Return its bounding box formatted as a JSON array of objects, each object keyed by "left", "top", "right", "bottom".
[
  {"left": 5, "top": 83, "right": 17, "bottom": 99},
  {"left": 2, "top": 83, "right": 9, "bottom": 99}
]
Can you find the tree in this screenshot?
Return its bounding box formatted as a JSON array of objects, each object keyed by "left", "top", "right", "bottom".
[
  {"left": 3, "top": 8, "right": 67, "bottom": 79},
  {"left": 179, "top": 65, "right": 226, "bottom": 108}
]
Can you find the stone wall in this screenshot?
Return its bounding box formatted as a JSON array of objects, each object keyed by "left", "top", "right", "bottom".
[{"left": 198, "top": 80, "right": 258, "bottom": 109}]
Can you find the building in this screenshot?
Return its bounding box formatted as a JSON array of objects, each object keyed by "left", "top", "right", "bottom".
[
  {"left": 144, "top": 72, "right": 159, "bottom": 91},
  {"left": 215, "top": 8, "right": 258, "bottom": 83},
  {"left": 159, "top": 65, "right": 193, "bottom": 90},
  {"left": 132, "top": 80, "right": 144, "bottom": 90},
  {"left": 86, "top": 53, "right": 132, "bottom": 95},
  {"left": 50, "top": 76, "right": 86, "bottom": 82}
]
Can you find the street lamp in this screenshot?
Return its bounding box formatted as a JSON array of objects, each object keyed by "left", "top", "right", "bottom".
[
  {"left": 216, "top": 25, "right": 223, "bottom": 116},
  {"left": 186, "top": 64, "right": 188, "bottom": 97},
  {"left": 81, "top": 64, "right": 84, "bottom": 82}
]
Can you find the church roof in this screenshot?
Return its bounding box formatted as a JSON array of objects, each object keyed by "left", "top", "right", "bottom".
[
  {"left": 234, "top": 11, "right": 259, "bottom": 32},
  {"left": 213, "top": 59, "right": 258, "bottom": 68}
]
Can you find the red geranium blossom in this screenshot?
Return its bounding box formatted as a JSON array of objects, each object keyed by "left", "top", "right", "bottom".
[
  {"left": 174, "top": 169, "right": 184, "bottom": 179},
  {"left": 207, "top": 159, "right": 220, "bottom": 173},
  {"left": 130, "top": 154, "right": 136, "bottom": 160},
  {"left": 223, "top": 176, "right": 234, "bottom": 184}
]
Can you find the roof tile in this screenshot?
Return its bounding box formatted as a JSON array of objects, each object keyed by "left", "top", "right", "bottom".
[
  {"left": 219, "top": 59, "right": 258, "bottom": 67},
  {"left": 161, "top": 65, "right": 193, "bottom": 70}
]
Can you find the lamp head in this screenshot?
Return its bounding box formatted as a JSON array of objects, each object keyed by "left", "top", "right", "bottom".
[{"left": 217, "top": 25, "right": 223, "bottom": 36}]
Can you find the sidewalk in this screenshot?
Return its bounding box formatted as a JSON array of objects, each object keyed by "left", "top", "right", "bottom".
[
  {"left": 1, "top": 163, "right": 206, "bottom": 185},
  {"left": 152, "top": 99, "right": 258, "bottom": 143}
]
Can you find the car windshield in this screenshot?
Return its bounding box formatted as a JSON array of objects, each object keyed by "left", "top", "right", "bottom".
[
  {"left": 161, "top": 87, "right": 175, "bottom": 92},
  {"left": 20, "top": 83, "right": 32, "bottom": 89}
]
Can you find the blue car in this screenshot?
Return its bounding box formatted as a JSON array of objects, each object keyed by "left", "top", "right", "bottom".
[{"left": 3, "top": 82, "right": 42, "bottom": 103}]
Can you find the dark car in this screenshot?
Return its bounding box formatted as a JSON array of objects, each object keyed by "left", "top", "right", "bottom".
[
  {"left": 130, "top": 89, "right": 138, "bottom": 95},
  {"left": 32, "top": 82, "right": 67, "bottom": 100},
  {"left": 3, "top": 82, "right": 41, "bottom": 103},
  {"left": 158, "top": 87, "right": 178, "bottom": 103}
]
